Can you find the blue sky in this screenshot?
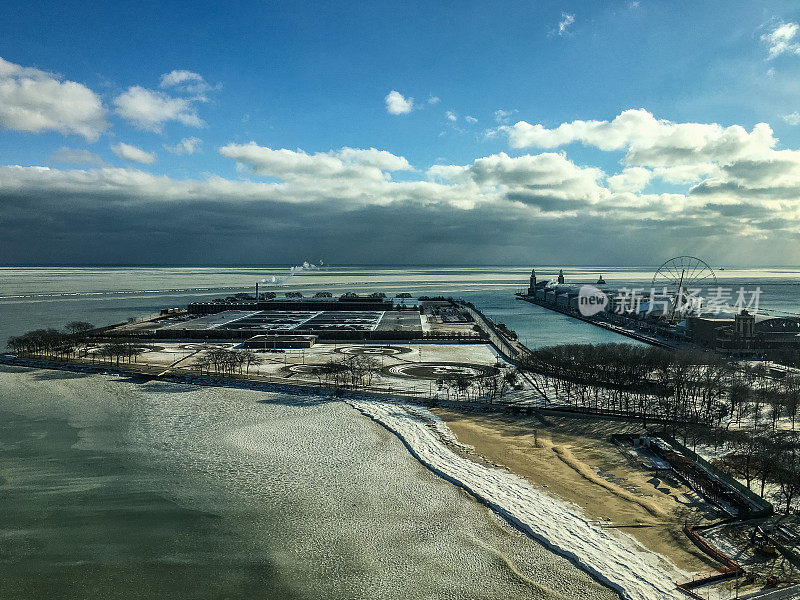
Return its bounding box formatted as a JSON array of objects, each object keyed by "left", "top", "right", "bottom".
[{"left": 2, "top": 1, "right": 800, "bottom": 265}]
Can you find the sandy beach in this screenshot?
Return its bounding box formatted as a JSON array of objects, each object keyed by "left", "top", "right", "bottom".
[{"left": 433, "top": 408, "right": 723, "bottom": 574}]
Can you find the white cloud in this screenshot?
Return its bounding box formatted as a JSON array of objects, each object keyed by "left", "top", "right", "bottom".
[
  {"left": 51, "top": 147, "right": 105, "bottom": 165},
  {"left": 111, "top": 142, "right": 156, "bottom": 164},
  {"left": 607, "top": 167, "right": 652, "bottom": 193},
  {"left": 761, "top": 22, "right": 800, "bottom": 59},
  {"left": 783, "top": 112, "right": 800, "bottom": 125},
  {"left": 446, "top": 111, "right": 457, "bottom": 122},
  {"left": 0, "top": 57, "right": 107, "bottom": 140},
  {"left": 164, "top": 136, "right": 202, "bottom": 155},
  {"left": 465, "top": 116, "right": 478, "bottom": 124},
  {"left": 428, "top": 96, "right": 441, "bottom": 105},
  {"left": 494, "top": 109, "right": 516, "bottom": 124},
  {"left": 557, "top": 12, "right": 575, "bottom": 36},
  {"left": 652, "top": 164, "right": 718, "bottom": 184},
  {"left": 385, "top": 90, "right": 413, "bottom": 114},
  {"left": 7, "top": 107, "right": 800, "bottom": 263},
  {"left": 3, "top": 161, "right": 795, "bottom": 268},
  {"left": 487, "top": 108, "right": 800, "bottom": 223},
  {"left": 158, "top": 70, "right": 218, "bottom": 97},
  {"left": 428, "top": 152, "right": 607, "bottom": 206},
  {"left": 500, "top": 109, "right": 776, "bottom": 169},
  {"left": 219, "top": 143, "right": 413, "bottom": 181},
  {"left": 114, "top": 86, "right": 204, "bottom": 132},
  {"left": 0, "top": 158, "right": 466, "bottom": 212},
  {"left": 160, "top": 69, "right": 208, "bottom": 90}
]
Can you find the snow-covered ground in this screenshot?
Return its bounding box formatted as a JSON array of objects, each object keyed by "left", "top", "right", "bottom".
[
  {"left": 693, "top": 442, "right": 784, "bottom": 511},
  {"left": 345, "top": 398, "right": 687, "bottom": 600}
]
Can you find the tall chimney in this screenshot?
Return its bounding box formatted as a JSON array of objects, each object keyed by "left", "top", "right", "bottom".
[{"left": 255, "top": 282, "right": 259, "bottom": 302}]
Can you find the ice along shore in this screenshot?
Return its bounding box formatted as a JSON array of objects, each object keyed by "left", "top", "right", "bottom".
[{"left": 1, "top": 354, "right": 683, "bottom": 600}]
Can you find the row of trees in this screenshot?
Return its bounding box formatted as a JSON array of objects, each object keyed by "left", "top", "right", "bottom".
[
  {"left": 7, "top": 322, "right": 95, "bottom": 359},
  {"left": 6, "top": 323, "right": 158, "bottom": 367},
  {"left": 717, "top": 428, "right": 800, "bottom": 513},
  {"left": 91, "top": 343, "right": 146, "bottom": 365},
  {"left": 192, "top": 348, "right": 262, "bottom": 375},
  {"left": 7, "top": 323, "right": 519, "bottom": 403},
  {"left": 519, "top": 343, "right": 800, "bottom": 514},
  {"left": 435, "top": 369, "right": 520, "bottom": 403},
  {"left": 312, "top": 355, "right": 381, "bottom": 389},
  {"left": 522, "top": 344, "right": 800, "bottom": 435}
]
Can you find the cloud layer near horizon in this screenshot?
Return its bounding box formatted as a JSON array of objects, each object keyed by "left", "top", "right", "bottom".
[{"left": 2, "top": 108, "right": 800, "bottom": 265}]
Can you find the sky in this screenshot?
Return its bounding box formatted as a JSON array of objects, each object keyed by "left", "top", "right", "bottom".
[{"left": 2, "top": 0, "right": 800, "bottom": 266}]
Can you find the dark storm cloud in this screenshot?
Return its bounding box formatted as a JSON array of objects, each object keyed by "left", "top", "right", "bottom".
[
  {"left": 505, "top": 192, "right": 593, "bottom": 212},
  {"left": 0, "top": 181, "right": 783, "bottom": 267},
  {"left": 691, "top": 179, "right": 800, "bottom": 200},
  {"left": 701, "top": 202, "right": 764, "bottom": 218},
  {"left": 2, "top": 129, "right": 800, "bottom": 268}
]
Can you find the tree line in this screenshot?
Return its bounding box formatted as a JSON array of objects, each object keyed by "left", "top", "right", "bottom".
[
  {"left": 7, "top": 322, "right": 95, "bottom": 359},
  {"left": 519, "top": 343, "right": 800, "bottom": 514},
  {"left": 432, "top": 369, "right": 520, "bottom": 403},
  {"left": 7, "top": 322, "right": 157, "bottom": 367},
  {"left": 192, "top": 348, "right": 262, "bottom": 375}
]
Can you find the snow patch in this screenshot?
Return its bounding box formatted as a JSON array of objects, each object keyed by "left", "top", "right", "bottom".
[{"left": 402, "top": 403, "right": 474, "bottom": 451}]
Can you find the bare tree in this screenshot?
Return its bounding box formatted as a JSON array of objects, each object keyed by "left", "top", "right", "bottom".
[{"left": 65, "top": 321, "right": 95, "bottom": 335}]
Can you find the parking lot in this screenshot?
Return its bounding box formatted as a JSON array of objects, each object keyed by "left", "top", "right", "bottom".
[{"left": 159, "top": 309, "right": 404, "bottom": 333}]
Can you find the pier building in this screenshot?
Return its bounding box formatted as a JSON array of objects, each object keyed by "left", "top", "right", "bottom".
[
  {"left": 518, "top": 266, "right": 800, "bottom": 359},
  {"left": 688, "top": 312, "right": 800, "bottom": 355}
]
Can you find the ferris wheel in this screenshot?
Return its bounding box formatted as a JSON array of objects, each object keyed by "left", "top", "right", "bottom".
[{"left": 652, "top": 256, "right": 717, "bottom": 293}]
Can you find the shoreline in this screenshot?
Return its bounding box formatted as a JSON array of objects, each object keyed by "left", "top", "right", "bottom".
[
  {"left": 0, "top": 354, "right": 417, "bottom": 404},
  {"left": 0, "top": 352, "right": 536, "bottom": 415},
  {"left": 3, "top": 354, "right": 685, "bottom": 600},
  {"left": 347, "top": 400, "right": 685, "bottom": 600},
  {"left": 432, "top": 408, "right": 724, "bottom": 574}
]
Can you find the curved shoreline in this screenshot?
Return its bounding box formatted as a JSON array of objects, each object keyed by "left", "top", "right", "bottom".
[
  {"left": 345, "top": 399, "right": 685, "bottom": 600},
  {"left": 3, "top": 355, "right": 682, "bottom": 600}
]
